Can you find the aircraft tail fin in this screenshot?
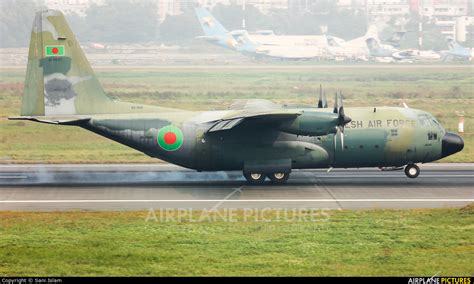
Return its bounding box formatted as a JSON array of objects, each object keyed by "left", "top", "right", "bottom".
[
  {"left": 326, "top": 36, "right": 339, "bottom": 47},
  {"left": 365, "top": 38, "right": 380, "bottom": 52},
  {"left": 386, "top": 31, "right": 406, "bottom": 47},
  {"left": 20, "top": 10, "right": 121, "bottom": 117},
  {"left": 364, "top": 25, "right": 379, "bottom": 40},
  {"left": 195, "top": 7, "right": 228, "bottom": 38},
  {"left": 447, "top": 38, "right": 462, "bottom": 50}
]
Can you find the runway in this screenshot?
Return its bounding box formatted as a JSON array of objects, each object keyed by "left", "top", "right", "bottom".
[{"left": 0, "top": 163, "right": 472, "bottom": 211}]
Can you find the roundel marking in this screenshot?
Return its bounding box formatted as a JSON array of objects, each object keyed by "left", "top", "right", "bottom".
[{"left": 157, "top": 125, "right": 183, "bottom": 151}]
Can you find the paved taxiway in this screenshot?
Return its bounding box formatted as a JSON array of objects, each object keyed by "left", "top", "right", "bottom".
[{"left": 0, "top": 163, "right": 472, "bottom": 211}]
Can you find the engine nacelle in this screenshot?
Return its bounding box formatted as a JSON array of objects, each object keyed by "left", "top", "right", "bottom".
[{"left": 279, "top": 111, "right": 339, "bottom": 136}]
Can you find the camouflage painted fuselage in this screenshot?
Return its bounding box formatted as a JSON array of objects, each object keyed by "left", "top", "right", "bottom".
[{"left": 82, "top": 105, "right": 445, "bottom": 172}]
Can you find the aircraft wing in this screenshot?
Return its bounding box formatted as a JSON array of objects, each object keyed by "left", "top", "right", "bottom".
[{"left": 207, "top": 110, "right": 302, "bottom": 133}]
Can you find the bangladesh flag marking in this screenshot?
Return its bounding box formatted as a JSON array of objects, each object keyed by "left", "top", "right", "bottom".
[
  {"left": 45, "top": 45, "right": 65, "bottom": 56},
  {"left": 157, "top": 125, "right": 183, "bottom": 151}
]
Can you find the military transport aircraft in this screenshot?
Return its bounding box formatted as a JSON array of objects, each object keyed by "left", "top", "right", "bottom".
[{"left": 10, "top": 10, "right": 464, "bottom": 184}]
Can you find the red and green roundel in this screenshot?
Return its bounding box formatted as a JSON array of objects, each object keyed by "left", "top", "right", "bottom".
[{"left": 157, "top": 125, "right": 183, "bottom": 151}]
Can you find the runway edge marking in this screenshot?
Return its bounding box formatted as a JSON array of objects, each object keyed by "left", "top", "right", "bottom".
[{"left": 0, "top": 199, "right": 473, "bottom": 203}]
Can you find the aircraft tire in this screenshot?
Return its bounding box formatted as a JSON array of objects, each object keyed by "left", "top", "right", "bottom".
[
  {"left": 243, "top": 172, "right": 266, "bottom": 184},
  {"left": 268, "top": 172, "right": 290, "bottom": 184},
  {"left": 404, "top": 164, "right": 420, "bottom": 178}
]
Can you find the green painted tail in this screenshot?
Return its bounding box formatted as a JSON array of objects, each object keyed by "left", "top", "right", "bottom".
[
  {"left": 21, "top": 10, "right": 168, "bottom": 117},
  {"left": 22, "top": 10, "right": 115, "bottom": 116}
]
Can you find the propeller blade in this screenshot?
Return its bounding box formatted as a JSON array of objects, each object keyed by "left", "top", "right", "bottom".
[
  {"left": 337, "top": 93, "right": 349, "bottom": 151},
  {"left": 339, "top": 93, "right": 346, "bottom": 118},
  {"left": 318, "top": 84, "right": 323, "bottom": 108},
  {"left": 333, "top": 93, "right": 339, "bottom": 114},
  {"left": 337, "top": 93, "right": 352, "bottom": 126},
  {"left": 323, "top": 92, "right": 328, "bottom": 108},
  {"left": 340, "top": 126, "right": 345, "bottom": 151}
]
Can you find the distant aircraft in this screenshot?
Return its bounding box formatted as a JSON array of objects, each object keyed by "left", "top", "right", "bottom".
[
  {"left": 195, "top": 7, "right": 327, "bottom": 59},
  {"left": 442, "top": 39, "right": 473, "bottom": 61},
  {"left": 366, "top": 31, "right": 440, "bottom": 62},
  {"left": 365, "top": 37, "right": 399, "bottom": 62},
  {"left": 392, "top": 49, "right": 441, "bottom": 61},
  {"left": 194, "top": 7, "right": 257, "bottom": 54},
  {"left": 10, "top": 10, "right": 464, "bottom": 184},
  {"left": 324, "top": 25, "right": 379, "bottom": 61}
]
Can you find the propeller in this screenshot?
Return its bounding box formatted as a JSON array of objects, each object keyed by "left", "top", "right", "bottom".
[
  {"left": 317, "top": 84, "right": 323, "bottom": 108},
  {"left": 332, "top": 92, "right": 351, "bottom": 151},
  {"left": 323, "top": 92, "right": 327, "bottom": 108}
]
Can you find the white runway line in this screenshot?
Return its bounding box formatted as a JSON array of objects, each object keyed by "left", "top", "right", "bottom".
[
  {"left": 319, "top": 175, "right": 474, "bottom": 178},
  {"left": 0, "top": 199, "right": 473, "bottom": 203},
  {"left": 0, "top": 176, "right": 28, "bottom": 179}
]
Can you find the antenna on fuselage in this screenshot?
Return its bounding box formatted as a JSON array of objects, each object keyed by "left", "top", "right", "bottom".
[{"left": 401, "top": 100, "right": 409, "bottom": 108}]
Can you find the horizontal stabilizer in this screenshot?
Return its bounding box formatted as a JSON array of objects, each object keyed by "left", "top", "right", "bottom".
[
  {"left": 229, "top": 30, "right": 248, "bottom": 36},
  {"left": 8, "top": 116, "right": 90, "bottom": 125},
  {"left": 195, "top": 35, "right": 221, "bottom": 42}
]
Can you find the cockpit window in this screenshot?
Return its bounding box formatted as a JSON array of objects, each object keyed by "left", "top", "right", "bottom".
[{"left": 418, "top": 114, "right": 437, "bottom": 128}]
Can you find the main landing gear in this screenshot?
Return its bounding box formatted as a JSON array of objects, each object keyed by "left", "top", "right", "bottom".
[
  {"left": 243, "top": 172, "right": 290, "bottom": 184},
  {"left": 404, "top": 164, "right": 420, "bottom": 178}
]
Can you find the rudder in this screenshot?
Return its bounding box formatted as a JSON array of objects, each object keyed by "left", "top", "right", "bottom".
[
  {"left": 22, "top": 10, "right": 114, "bottom": 116},
  {"left": 195, "top": 7, "right": 228, "bottom": 37}
]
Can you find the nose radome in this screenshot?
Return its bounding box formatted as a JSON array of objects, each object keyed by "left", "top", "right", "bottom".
[{"left": 442, "top": 132, "right": 464, "bottom": 158}]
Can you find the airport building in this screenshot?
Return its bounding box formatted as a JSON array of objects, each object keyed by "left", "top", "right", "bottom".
[
  {"left": 197, "top": 0, "right": 289, "bottom": 14},
  {"left": 366, "top": 0, "right": 411, "bottom": 19},
  {"left": 337, "top": 0, "right": 472, "bottom": 43},
  {"left": 39, "top": 0, "right": 473, "bottom": 42},
  {"left": 413, "top": 0, "right": 471, "bottom": 41},
  {"left": 157, "top": 0, "right": 182, "bottom": 22},
  {"left": 39, "top": 0, "right": 102, "bottom": 16}
]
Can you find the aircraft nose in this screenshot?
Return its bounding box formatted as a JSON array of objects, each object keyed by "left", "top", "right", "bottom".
[{"left": 442, "top": 132, "right": 464, "bottom": 158}]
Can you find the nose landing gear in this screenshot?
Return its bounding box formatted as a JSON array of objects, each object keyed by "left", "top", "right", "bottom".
[{"left": 404, "top": 164, "right": 420, "bottom": 178}]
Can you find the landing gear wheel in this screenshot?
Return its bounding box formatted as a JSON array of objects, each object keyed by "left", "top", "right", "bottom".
[
  {"left": 268, "top": 172, "right": 290, "bottom": 184},
  {"left": 243, "top": 172, "right": 266, "bottom": 184},
  {"left": 404, "top": 164, "right": 420, "bottom": 178}
]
